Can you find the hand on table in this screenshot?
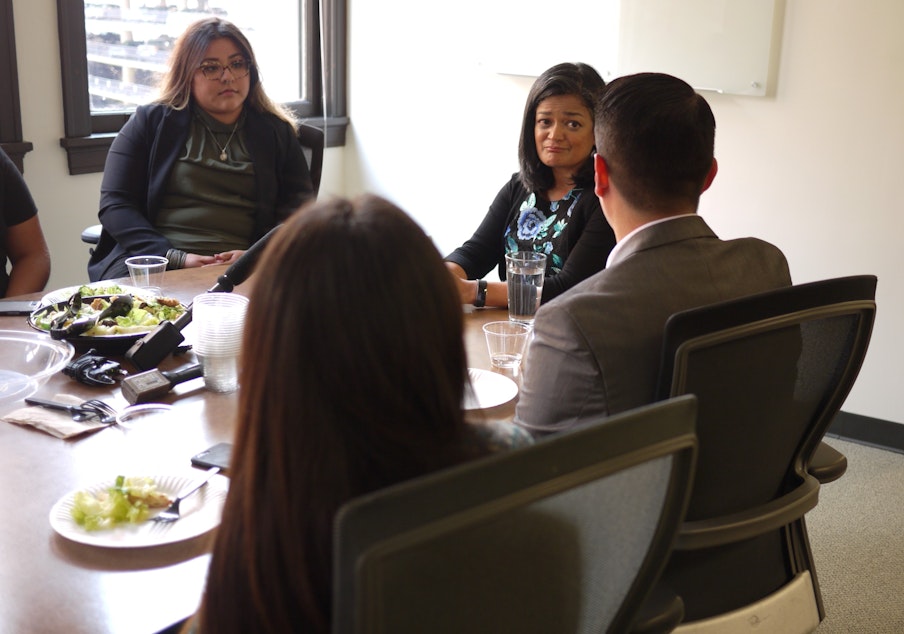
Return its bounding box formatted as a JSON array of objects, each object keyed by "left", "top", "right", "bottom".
[
  {"left": 445, "top": 262, "right": 478, "bottom": 304},
  {"left": 209, "top": 250, "right": 246, "bottom": 266},
  {"left": 184, "top": 253, "right": 218, "bottom": 268},
  {"left": 452, "top": 274, "right": 480, "bottom": 305},
  {"left": 445, "top": 262, "right": 507, "bottom": 307},
  {"left": 182, "top": 250, "right": 246, "bottom": 269}
]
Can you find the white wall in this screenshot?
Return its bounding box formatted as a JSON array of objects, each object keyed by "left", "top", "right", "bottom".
[
  {"left": 11, "top": 0, "right": 903, "bottom": 424},
  {"left": 697, "top": 1, "right": 904, "bottom": 424}
]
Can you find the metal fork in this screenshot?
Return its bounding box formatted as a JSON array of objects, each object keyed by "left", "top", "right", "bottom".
[
  {"left": 80, "top": 399, "right": 118, "bottom": 424},
  {"left": 152, "top": 467, "right": 221, "bottom": 523},
  {"left": 25, "top": 397, "right": 115, "bottom": 424}
]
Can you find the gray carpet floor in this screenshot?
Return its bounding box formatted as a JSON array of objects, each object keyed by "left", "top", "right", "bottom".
[{"left": 809, "top": 437, "right": 904, "bottom": 632}]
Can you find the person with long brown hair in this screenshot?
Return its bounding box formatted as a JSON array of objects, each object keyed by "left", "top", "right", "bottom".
[
  {"left": 189, "top": 194, "right": 528, "bottom": 633},
  {"left": 89, "top": 17, "right": 314, "bottom": 282}
]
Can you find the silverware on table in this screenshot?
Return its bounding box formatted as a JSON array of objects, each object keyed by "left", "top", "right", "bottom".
[
  {"left": 152, "top": 467, "right": 221, "bottom": 523},
  {"left": 24, "top": 397, "right": 118, "bottom": 424}
]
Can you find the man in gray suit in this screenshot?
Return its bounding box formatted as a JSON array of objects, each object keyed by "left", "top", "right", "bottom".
[{"left": 515, "top": 73, "right": 792, "bottom": 433}]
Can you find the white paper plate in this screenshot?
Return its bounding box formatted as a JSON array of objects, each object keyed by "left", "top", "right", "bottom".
[
  {"left": 41, "top": 282, "right": 148, "bottom": 306},
  {"left": 463, "top": 368, "right": 519, "bottom": 410},
  {"left": 49, "top": 473, "right": 229, "bottom": 548}
]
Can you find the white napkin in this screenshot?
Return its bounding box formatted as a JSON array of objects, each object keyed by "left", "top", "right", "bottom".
[{"left": 2, "top": 394, "right": 112, "bottom": 439}]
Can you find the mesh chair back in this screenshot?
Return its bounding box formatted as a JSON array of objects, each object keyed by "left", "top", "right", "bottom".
[
  {"left": 655, "top": 275, "right": 876, "bottom": 620},
  {"left": 333, "top": 396, "right": 698, "bottom": 634},
  {"left": 658, "top": 275, "right": 876, "bottom": 519}
]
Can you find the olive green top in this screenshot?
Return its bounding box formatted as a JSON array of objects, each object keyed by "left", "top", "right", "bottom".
[{"left": 156, "top": 107, "right": 256, "bottom": 256}]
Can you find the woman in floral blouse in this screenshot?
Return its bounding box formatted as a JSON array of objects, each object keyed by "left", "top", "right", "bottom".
[{"left": 445, "top": 62, "right": 615, "bottom": 307}]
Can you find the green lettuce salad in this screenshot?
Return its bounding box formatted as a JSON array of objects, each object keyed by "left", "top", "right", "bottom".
[
  {"left": 71, "top": 475, "right": 171, "bottom": 531},
  {"left": 77, "top": 284, "right": 126, "bottom": 297},
  {"left": 33, "top": 291, "right": 186, "bottom": 336}
]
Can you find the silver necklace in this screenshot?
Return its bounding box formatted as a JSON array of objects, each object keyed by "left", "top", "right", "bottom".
[{"left": 199, "top": 115, "right": 240, "bottom": 161}]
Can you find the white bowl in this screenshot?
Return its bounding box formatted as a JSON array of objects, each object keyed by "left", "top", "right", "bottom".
[{"left": 0, "top": 330, "right": 75, "bottom": 408}]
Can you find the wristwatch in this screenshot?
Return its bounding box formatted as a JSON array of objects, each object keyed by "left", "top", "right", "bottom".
[{"left": 473, "top": 279, "right": 488, "bottom": 308}]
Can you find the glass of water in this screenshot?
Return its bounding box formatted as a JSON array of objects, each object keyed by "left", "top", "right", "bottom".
[{"left": 505, "top": 251, "right": 546, "bottom": 325}]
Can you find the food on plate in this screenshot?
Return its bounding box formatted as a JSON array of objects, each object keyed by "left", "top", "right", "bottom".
[
  {"left": 32, "top": 293, "right": 186, "bottom": 337},
  {"left": 70, "top": 475, "right": 172, "bottom": 531},
  {"left": 76, "top": 284, "right": 127, "bottom": 298}
]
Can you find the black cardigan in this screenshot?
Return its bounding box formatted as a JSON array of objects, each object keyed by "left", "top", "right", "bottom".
[
  {"left": 445, "top": 173, "right": 615, "bottom": 303},
  {"left": 88, "top": 103, "right": 314, "bottom": 281}
]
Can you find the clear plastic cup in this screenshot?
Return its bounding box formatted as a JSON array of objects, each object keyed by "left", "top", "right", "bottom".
[
  {"left": 482, "top": 321, "right": 532, "bottom": 375},
  {"left": 125, "top": 255, "right": 168, "bottom": 297},
  {"left": 195, "top": 352, "right": 240, "bottom": 393},
  {"left": 192, "top": 293, "right": 248, "bottom": 392}
]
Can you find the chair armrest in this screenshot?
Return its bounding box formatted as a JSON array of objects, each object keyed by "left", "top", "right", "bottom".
[
  {"left": 631, "top": 585, "right": 684, "bottom": 634},
  {"left": 81, "top": 224, "right": 102, "bottom": 245},
  {"left": 808, "top": 441, "right": 847, "bottom": 484},
  {"left": 676, "top": 475, "right": 820, "bottom": 550}
]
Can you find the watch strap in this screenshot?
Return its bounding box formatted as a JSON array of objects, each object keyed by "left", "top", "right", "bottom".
[{"left": 473, "top": 279, "right": 488, "bottom": 308}]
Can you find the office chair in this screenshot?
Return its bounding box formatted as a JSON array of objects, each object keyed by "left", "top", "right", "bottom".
[
  {"left": 636, "top": 275, "right": 876, "bottom": 633},
  {"left": 333, "top": 395, "right": 699, "bottom": 634},
  {"left": 80, "top": 122, "right": 325, "bottom": 249},
  {"left": 297, "top": 121, "right": 324, "bottom": 196}
]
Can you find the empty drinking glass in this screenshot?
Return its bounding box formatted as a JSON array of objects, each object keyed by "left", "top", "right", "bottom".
[
  {"left": 483, "top": 321, "right": 532, "bottom": 377},
  {"left": 125, "top": 255, "right": 168, "bottom": 297}
]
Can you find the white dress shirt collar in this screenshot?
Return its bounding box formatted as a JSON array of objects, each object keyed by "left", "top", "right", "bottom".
[{"left": 606, "top": 213, "right": 698, "bottom": 268}]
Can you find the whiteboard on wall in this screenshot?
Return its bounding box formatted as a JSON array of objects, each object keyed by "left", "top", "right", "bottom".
[{"left": 483, "top": 0, "right": 783, "bottom": 97}]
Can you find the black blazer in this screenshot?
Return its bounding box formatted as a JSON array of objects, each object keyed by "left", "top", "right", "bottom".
[{"left": 88, "top": 103, "right": 314, "bottom": 281}]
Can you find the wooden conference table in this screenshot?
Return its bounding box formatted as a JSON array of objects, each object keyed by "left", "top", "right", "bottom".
[{"left": 0, "top": 266, "right": 514, "bottom": 634}]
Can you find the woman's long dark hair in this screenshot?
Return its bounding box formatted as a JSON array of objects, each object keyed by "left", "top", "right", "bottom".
[
  {"left": 157, "top": 17, "right": 296, "bottom": 127},
  {"left": 195, "top": 195, "right": 474, "bottom": 633},
  {"left": 518, "top": 62, "right": 607, "bottom": 194}
]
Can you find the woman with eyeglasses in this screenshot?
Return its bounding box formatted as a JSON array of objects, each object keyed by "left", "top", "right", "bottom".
[{"left": 88, "top": 17, "right": 314, "bottom": 282}]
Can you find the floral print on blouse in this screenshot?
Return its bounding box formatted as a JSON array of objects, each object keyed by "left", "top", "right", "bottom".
[{"left": 504, "top": 189, "right": 584, "bottom": 274}]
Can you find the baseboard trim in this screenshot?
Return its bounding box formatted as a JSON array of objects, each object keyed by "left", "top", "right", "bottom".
[{"left": 827, "top": 411, "right": 904, "bottom": 454}]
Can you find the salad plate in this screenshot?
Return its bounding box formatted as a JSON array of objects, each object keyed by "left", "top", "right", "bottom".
[
  {"left": 463, "top": 368, "right": 519, "bottom": 410},
  {"left": 41, "top": 282, "right": 147, "bottom": 306},
  {"left": 49, "top": 473, "right": 228, "bottom": 548},
  {"left": 29, "top": 284, "right": 187, "bottom": 354}
]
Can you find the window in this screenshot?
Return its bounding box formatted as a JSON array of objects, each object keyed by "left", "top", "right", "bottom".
[
  {"left": 57, "top": 0, "right": 347, "bottom": 175},
  {"left": 0, "top": 0, "right": 32, "bottom": 172}
]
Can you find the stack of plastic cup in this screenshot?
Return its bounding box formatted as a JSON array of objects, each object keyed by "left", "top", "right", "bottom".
[{"left": 192, "top": 293, "right": 249, "bottom": 393}]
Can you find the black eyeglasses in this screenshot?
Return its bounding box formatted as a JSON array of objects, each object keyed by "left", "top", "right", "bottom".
[{"left": 198, "top": 59, "right": 252, "bottom": 81}]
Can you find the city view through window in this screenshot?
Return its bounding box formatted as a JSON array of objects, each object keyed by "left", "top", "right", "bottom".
[{"left": 86, "top": 1, "right": 303, "bottom": 114}]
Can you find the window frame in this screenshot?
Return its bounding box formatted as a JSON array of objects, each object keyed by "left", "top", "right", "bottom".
[
  {"left": 57, "top": 0, "right": 347, "bottom": 175},
  {"left": 0, "top": 0, "right": 32, "bottom": 172}
]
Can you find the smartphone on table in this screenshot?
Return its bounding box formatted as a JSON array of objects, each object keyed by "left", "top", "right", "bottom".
[
  {"left": 0, "top": 299, "right": 41, "bottom": 315},
  {"left": 191, "top": 442, "right": 233, "bottom": 471}
]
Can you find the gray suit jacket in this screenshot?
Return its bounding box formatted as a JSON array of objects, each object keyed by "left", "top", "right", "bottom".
[{"left": 515, "top": 215, "right": 792, "bottom": 432}]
